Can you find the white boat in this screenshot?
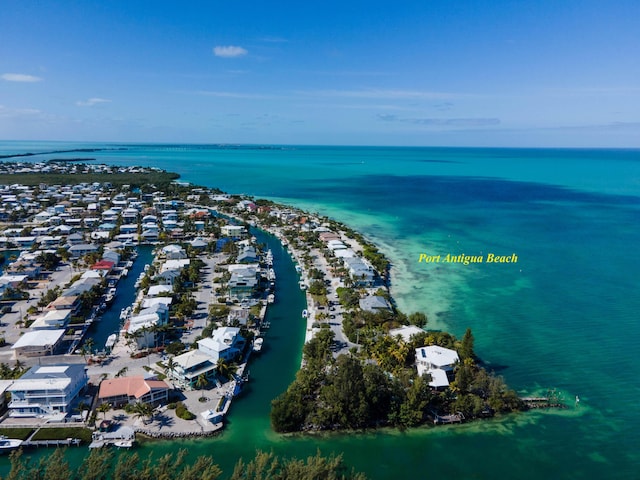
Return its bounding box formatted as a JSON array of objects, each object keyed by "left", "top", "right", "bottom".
[
  {"left": 267, "top": 293, "right": 275, "bottom": 304},
  {"left": 0, "top": 436, "right": 23, "bottom": 452},
  {"left": 299, "top": 281, "right": 307, "bottom": 290},
  {"left": 253, "top": 337, "right": 264, "bottom": 352},
  {"left": 113, "top": 439, "right": 134, "bottom": 448},
  {"left": 302, "top": 309, "right": 308, "bottom": 319},
  {"left": 105, "top": 334, "right": 117, "bottom": 350},
  {"left": 267, "top": 268, "right": 276, "bottom": 281}
]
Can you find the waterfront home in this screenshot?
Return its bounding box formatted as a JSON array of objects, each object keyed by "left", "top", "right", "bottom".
[
  {"left": 415, "top": 345, "right": 460, "bottom": 389},
  {"left": 227, "top": 264, "right": 259, "bottom": 301},
  {"left": 97, "top": 376, "right": 170, "bottom": 408},
  {"left": 47, "top": 294, "right": 82, "bottom": 315},
  {"left": 171, "top": 350, "right": 218, "bottom": 389},
  {"left": 343, "top": 256, "right": 376, "bottom": 287},
  {"left": 126, "top": 304, "right": 169, "bottom": 349},
  {"left": 30, "top": 309, "right": 71, "bottom": 330},
  {"left": 147, "top": 284, "right": 173, "bottom": 297},
  {"left": 8, "top": 364, "right": 88, "bottom": 417},
  {"left": 359, "top": 295, "right": 392, "bottom": 313},
  {"left": 102, "top": 249, "right": 120, "bottom": 265},
  {"left": 161, "top": 244, "right": 187, "bottom": 260},
  {"left": 388, "top": 325, "right": 425, "bottom": 343},
  {"left": 197, "top": 326, "right": 245, "bottom": 363},
  {"left": 237, "top": 245, "right": 259, "bottom": 263},
  {"left": 91, "top": 260, "right": 115, "bottom": 276},
  {"left": 11, "top": 329, "right": 66, "bottom": 358},
  {"left": 221, "top": 225, "right": 246, "bottom": 237}
]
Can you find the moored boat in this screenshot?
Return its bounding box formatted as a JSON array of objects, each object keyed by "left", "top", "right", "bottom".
[{"left": 0, "top": 436, "right": 23, "bottom": 453}]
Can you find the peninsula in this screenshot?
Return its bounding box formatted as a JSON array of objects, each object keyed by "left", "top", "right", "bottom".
[{"left": 0, "top": 161, "right": 551, "bottom": 476}]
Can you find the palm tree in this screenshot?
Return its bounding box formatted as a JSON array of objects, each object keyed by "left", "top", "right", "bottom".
[
  {"left": 84, "top": 337, "right": 95, "bottom": 357},
  {"left": 195, "top": 373, "right": 209, "bottom": 390},
  {"left": 97, "top": 402, "right": 111, "bottom": 420},
  {"left": 132, "top": 401, "right": 155, "bottom": 425},
  {"left": 216, "top": 359, "right": 237, "bottom": 383},
  {"left": 165, "top": 356, "right": 177, "bottom": 385},
  {"left": 115, "top": 366, "right": 128, "bottom": 378}
]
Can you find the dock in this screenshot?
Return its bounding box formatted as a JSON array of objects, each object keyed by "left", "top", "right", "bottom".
[{"left": 22, "top": 438, "right": 82, "bottom": 448}]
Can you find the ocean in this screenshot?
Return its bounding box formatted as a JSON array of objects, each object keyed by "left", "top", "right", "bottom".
[{"left": 0, "top": 142, "right": 638, "bottom": 479}]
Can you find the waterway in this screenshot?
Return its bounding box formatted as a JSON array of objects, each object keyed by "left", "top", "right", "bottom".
[
  {"left": 88, "top": 245, "right": 154, "bottom": 350},
  {"left": 0, "top": 229, "right": 309, "bottom": 476}
]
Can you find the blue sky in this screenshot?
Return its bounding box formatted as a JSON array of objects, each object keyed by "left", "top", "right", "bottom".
[{"left": 1, "top": 0, "right": 639, "bottom": 147}]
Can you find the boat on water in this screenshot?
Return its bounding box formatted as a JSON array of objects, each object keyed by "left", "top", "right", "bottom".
[
  {"left": 299, "top": 280, "right": 307, "bottom": 290},
  {"left": 113, "top": 439, "right": 134, "bottom": 448},
  {"left": 105, "top": 287, "right": 117, "bottom": 303},
  {"left": 302, "top": 309, "right": 308, "bottom": 319},
  {"left": 0, "top": 436, "right": 23, "bottom": 453},
  {"left": 105, "top": 334, "right": 117, "bottom": 350},
  {"left": 253, "top": 337, "right": 264, "bottom": 352},
  {"left": 267, "top": 293, "right": 275, "bottom": 304},
  {"left": 120, "top": 306, "right": 131, "bottom": 320}
]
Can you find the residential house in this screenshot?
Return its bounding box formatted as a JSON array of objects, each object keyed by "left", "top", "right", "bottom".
[
  {"left": 197, "top": 326, "right": 245, "bottom": 363},
  {"left": 227, "top": 264, "right": 259, "bottom": 301},
  {"left": 8, "top": 364, "right": 88, "bottom": 417},
  {"left": 30, "top": 309, "right": 71, "bottom": 330},
  {"left": 171, "top": 350, "right": 218, "bottom": 389},
  {"left": 97, "top": 376, "right": 170, "bottom": 408},
  {"left": 415, "top": 345, "right": 460, "bottom": 389},
  {"left": 11, "top": 329, "right": 65, "bottom": 358},
  {"left": 221, "top": 225, "right": 246, "bottom": 237},
  {"left": 68, "top": 243, "right": 99, "bottom": 258},
  {"left": 162, "top": 244, "right": 187, "bottom": 260},
  {"left": 343, "top": 256, "right": 375, "bottom": 287},
  {"left": 359, "top": 295, "right": 392, "bottom": 313}
]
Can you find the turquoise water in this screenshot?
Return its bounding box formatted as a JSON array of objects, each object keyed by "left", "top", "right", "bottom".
[{"left": 0, "top": 143, "right": 638, "bottom": 479}]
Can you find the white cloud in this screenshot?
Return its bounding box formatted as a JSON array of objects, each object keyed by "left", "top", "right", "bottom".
[
  {"left": 76, "top": 98, "right": 112, "bottom": 107},
  {"left": 1, "top": 73, "right": 43, "bottom": 83},
  {"left": 213, "top": 46, "right": 248, "bottom": 58},
  {"left": 193, "top": 90, "right": 273, "bottom": 99},
  {"left": 302, "top": 89, "right": 459, "bottom": 100}
]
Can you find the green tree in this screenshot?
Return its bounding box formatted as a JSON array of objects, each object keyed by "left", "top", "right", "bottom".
[
  {"left": 132, "top": 401, "right": 155, "bottom": 424},
  {"left": 195, "top": 373, "right": 209, "bottom": 390},
  {"left": 459, "top": 327, "right": 475, "bottom": 360},
  {"left": 408, "top": 312, "right": 427, "bottom": 328},
  {"left": 97, "top": 402, "right": 111, "bottom": 420},
  {"left": 79, "top": 448, "right": 114, "bottom": 480}
]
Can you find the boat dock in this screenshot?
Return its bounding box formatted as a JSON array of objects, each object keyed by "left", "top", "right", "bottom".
[{"left": 22, "top": 438, "right": 82, "bottom": 448}]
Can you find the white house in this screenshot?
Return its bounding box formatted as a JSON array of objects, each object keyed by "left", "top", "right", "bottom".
[
  {"left": 161, "top": 244, "right": 187, "bottom": 260},
  {"left": 415, "top": 345, "right": 460, "bottom": 389},
  {"left": 197, "top": 327, "right": 245, "bottom": 363},
  {"left": 221, "top": 225, "right": 246, "bottom": 237},
  {"left": 8, "top": 364, "right": 88, "bottom": 417},
  {"left": 11, "top": 329, "right": 65, "bottom": 358},
  {"left": 171, "top": 350, "right": 218, "bottom": 389}
]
